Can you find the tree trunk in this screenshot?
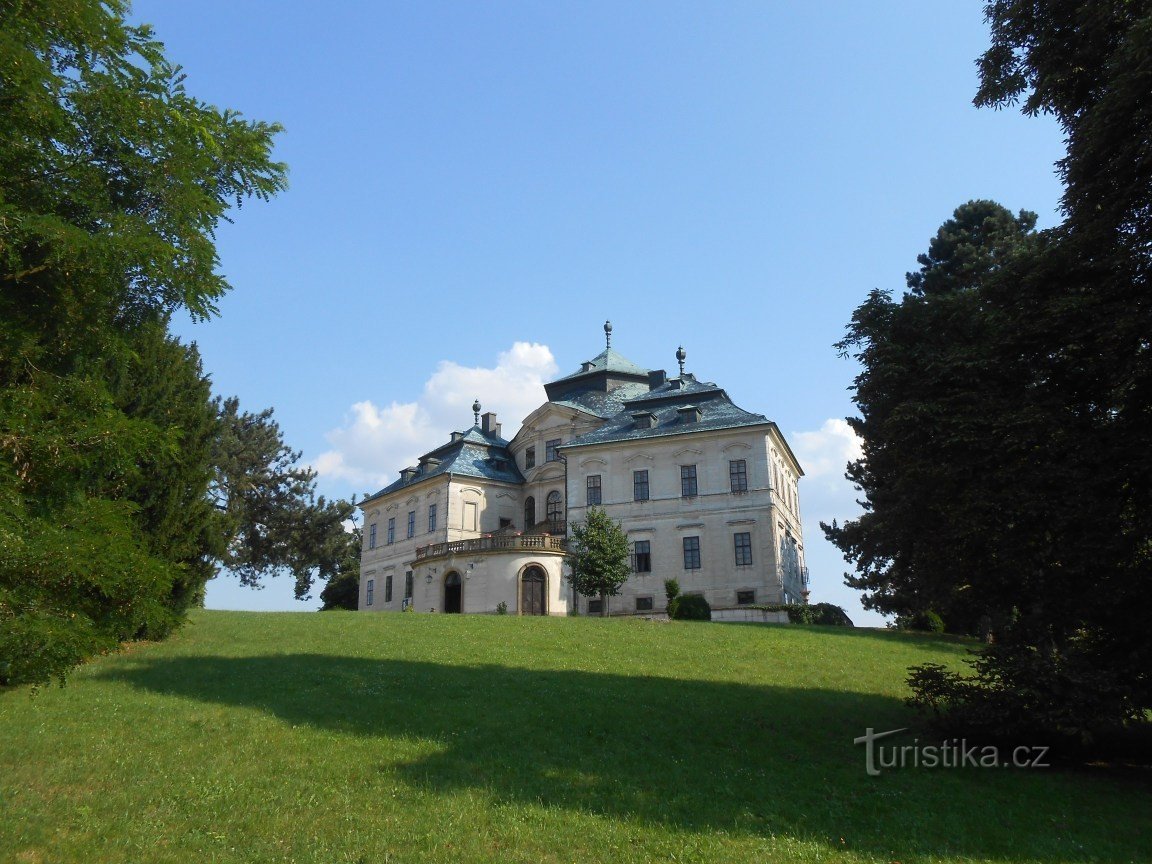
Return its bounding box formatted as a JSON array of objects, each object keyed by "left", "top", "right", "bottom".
[{"left": 599, "top": 590, "right": 608, "bottom": 617}]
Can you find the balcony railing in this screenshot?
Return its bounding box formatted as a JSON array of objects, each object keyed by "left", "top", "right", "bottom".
[{"left": 415, "top": 533, "right": 568, "bottom": 560}]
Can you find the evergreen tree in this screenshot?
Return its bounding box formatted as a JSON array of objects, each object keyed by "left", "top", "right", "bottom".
[{"left": 0, "top": 0, "right": 286, "bottom": 686}]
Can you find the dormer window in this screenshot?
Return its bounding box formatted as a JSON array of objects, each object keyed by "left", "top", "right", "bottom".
[
  {"left": 631, "top": 412, "right": 657, "bottom": 430},
  {"left": 492, "top": 458, "right": 507, "bottom": 471},
  {"left": 677, "top": 405, "right": 702, "bottom": 424}
]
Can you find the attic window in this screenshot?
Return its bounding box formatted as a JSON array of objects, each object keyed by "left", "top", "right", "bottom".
[
  {"left": 632, "top": 412, "right": 657, "bottom": 430},
  {"left": 492, "top": 458, "right": 507, "bottom": 471},
  {"left": 678, "top": 405, "right": 702, "bottom": 424}
]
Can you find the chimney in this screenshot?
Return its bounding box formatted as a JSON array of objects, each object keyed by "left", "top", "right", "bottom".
[
  {"left": 648, "top": 369, "right": 667, "bottom": 390},
  {"left": 481, "top": 411, "right": 501, "bottom": 438}
]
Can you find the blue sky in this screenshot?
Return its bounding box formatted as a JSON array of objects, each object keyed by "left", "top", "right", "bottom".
[{"left": 131, "top": 2, "right": 1065, "bottom": 625}]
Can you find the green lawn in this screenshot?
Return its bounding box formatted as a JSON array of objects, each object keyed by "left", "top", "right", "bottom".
[{"left": 1, "top": 611, "right": 1148, "bottom": 864}]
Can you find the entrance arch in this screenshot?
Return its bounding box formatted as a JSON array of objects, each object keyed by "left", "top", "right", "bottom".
[
  {"left": 520, "top": 565, "right": 547, "bottom": 616},
  {"left": 443, "top": 571, "right": 462, "bottom": 613}
]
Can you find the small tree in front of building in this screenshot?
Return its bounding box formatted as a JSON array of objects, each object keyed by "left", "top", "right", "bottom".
[{"left": 566, "top": 508, "right": 631, "bottom": 617}]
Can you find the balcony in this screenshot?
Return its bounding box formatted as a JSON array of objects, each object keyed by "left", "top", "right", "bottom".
[{"left": 415, "top": 533, "right": 568, "bottom": 560}]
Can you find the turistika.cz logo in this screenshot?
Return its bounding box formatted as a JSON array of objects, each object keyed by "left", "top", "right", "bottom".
[{"left": 853, "top": 727, "right": 1050, "bottom": 776}]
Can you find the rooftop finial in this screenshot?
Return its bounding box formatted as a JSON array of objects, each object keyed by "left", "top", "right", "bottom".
[
  {"left": 676, "top": 345, "right": 686, "bottom": 376},
  {"left": 604, "top": 319, "right": 612, "bottom": 349},
  {"left": 472, "top": 399, "right": 481, "bottom": 425}
]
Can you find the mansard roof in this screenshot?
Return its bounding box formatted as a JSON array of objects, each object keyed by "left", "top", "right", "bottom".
[
  {"left": 543, "top": 347, "right": 652, "bottom": 402},
  {"left": 561, "top": 373, "right": 770, "bottom": 448},
  {"left": 363, "top": 424, "right": 523, "bottom": 504},
  {"left": 549, "top": 380, "right": 652, "bottom": 419}
]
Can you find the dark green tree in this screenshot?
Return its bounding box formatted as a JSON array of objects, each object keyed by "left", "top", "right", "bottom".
[
  {"left": 831, "top": 2, "right": 1152, "bottom": 745},
  {"left": 566, "top": 508, "right": 631, "bottom": 617},
  {"left": 212, "top": 398, "right": 356, "bottom": 601},
  {"left": 824, "top": 201, "right": 1040, "bottom": 635},
  {"left": 0, "top": 0, "right": 286, "bottom": 686},
  {"left": 320, "top": 527, "right": 363, "bottom": 611}
]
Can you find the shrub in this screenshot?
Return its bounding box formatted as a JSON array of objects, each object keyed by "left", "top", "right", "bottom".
[
  {"left": 495, "top": 601, "right": 508, "bottom": 615},
  {"left": 906, "top": 636, "right": 1148, "bottom": 748},
  {"left": 897, "top": 610, "right": 945, "bottom": 633},
  {"left": 750, "top": 603, "right": 853, "bottom": 626},
  {"left": 663, "top": 579, "right": 680, "bottom": 604},
  {"left": 669, "top": 594, "right": 711, "bottom": 621}
]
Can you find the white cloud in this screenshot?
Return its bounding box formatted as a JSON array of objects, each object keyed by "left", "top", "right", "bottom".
[
  {"left": 791, "top": 418, "right": 862, "bottom": 484},
  {"left": 314, "top": 342, "right": 558, "bottom": 490}
]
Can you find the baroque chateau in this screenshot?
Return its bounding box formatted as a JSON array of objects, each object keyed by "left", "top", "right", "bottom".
[{"left": 357, "top": 323, "right": 808, "bottom": 616}]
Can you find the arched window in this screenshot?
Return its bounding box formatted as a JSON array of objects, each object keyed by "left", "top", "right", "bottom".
[
  {"left": 546, "top": 490, "right": 563, "bottom": 524},
  {"left": 524, "top": 496, "right": 535, "bottom": 530}
]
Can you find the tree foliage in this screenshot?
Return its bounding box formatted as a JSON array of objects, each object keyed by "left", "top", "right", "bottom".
[
  {"left": 212, "top": 399, "right": 354, "bottom": 601},
  {"left": 829, "top": 4, "right": 1152, "bottom": 746},
  {"left": 0, "top": 0, "right": 287, "bottom": 686},
  {"left": 566, "top": 508, "right": 631, "bottom": 617},
  {"left": 319, "top": 526, "right": 362, "bottom": 611}
]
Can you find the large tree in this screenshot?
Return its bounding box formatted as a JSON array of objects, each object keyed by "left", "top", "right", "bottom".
[
  {"left": 211, "top": 398, "right": 355, "bottom": 601},
  {"left": 824, "top": 200, "right": 1041, "bottom": 635},
  {"left": 829, "top": 3, "right": 1152, "bottom": 745},
  {"left": 0, "top": 0, "right": 286, "bottom": 686},
  {"left": 566, "top": 508, "right": 631, "bottom": 617}
]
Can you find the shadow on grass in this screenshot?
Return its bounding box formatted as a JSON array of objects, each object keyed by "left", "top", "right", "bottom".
[{"left": 98, "top": 654, "right": 1147, "bottom": 862}]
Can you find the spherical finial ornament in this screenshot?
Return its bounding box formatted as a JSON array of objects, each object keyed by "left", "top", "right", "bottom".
[
  {"left": 472, "top": 399, "right": 481, "bottom": 425},
  {"left": 676, "top": 345, "right": 686, "bottom": 375},
  {"left": 604, "top": 320, "right": 612, "bottom": 348}
]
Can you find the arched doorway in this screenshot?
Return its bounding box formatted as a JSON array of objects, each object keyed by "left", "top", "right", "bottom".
[
  {"left": 521, "top": 566, "right": 546, "bottom": 616},
  {"left": 444, "top": 571, "right": 462, "bottom": 613},
  {"left": 524, "top": 496, "right": 535, "bottom": 531}
]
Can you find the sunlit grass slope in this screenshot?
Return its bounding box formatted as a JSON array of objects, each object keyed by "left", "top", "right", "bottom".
[{"left": 2, "top": 611, "right": 1148, "bottom": 863}]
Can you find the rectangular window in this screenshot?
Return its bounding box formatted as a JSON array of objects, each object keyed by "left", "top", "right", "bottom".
[
  {"left": 386, "top": 518, "right": 395, "bottom": 545},
  {"left": 586, "top": 474, "right": 602, "bottom": 506},
  {"left": 683, "top": 536, "right": 701, "bottom": 570},
  {"left": 681, "top": 464, "right": 698, "bottom": 498},
  {"left": 368, "top": 522, "right": 377, "bottom": 549},
  {"left": 366, "top": 578, "right": 375, "bottom": 606},
  {"left": 385, "top": 574, "right": 393, "bottom": 603},
  {"left": 730, "top": 459, "right": 748, "bottom": 493},
  {"left": 633, "top": 469, "right": 650, "bottom": 502},
  {"left": 525, "top": 446, "right": 536, "bottom": 469},
  {"left": 734, "top": 532, "right": 753, "bottom": 566},
  {"left": 632, "top": 540, "right": 652, "bottom": 573},
  {"left": 404, "top": 571, "right": 413, "bottom": 599},
  {"left": 587, "top": 598, "right": 603, "bottom": 615},
  {"left": 545, "top": 439, "right": 561, "bottom": 462},
  {"left": 407, "top": 510, "right": 415, "bottom": 539},
  {"left": 635, "top": 596, "right": 654, "bottom": 612},
  {"left": 737, "top": 589, "right": 755, "bottom": 605},
  {"left": 428, "top": 503, "right": 437, "bottom": 533}
]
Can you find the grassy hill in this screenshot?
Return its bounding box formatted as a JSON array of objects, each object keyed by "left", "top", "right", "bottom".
[{"left": 1, "top": 611, "right": 1148, "bottom": 863}]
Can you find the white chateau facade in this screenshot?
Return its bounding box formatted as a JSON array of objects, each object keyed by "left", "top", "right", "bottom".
[{"left": 357, "top": 324, "right": 808, "bottom": 616}]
